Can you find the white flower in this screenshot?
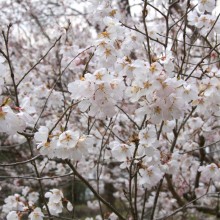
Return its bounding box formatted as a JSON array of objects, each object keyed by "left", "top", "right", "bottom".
[
  {"left": 56, "top": 130, "right": 92, "bottom": 160},
  {"left": 68, "top": 69, "right": 125, "bottom": 118},
  {"left": 68, "top": 76, "right": 95, "bottom": 100},
  {"left": 45, "top": 189, "right": 64, "bottom": 203},
  {"left": 58, "top": 130, "right": 80, "bottom": 149},
  {"left": 29, "top": 207, "right": 44, "bottom": 220},
  {"left": 110, "top": 141, "right": 134, "bottom": 162},
  {"left": 3, "top": 194, "right": 25, "bottom": 213},
  {"left": 7, "top": 211, "right": 19, "bottom": 220},
  {"left": 199, "top": 163, "right": 219, "bottom": 181},
  {"left": 108, "top": 213, "right": 118, "bottom": 220},
  {"left": 48, "top": 200, "right": 63, "bottom": 215},
  {"left": 160, "top": 152, "right": 179, "bottom": 175},
  {"left": 36, "top": 128, "right": 93, "bottom": 160},
  {"left": 45, "top": 189, "right": 64, "bottom": 215},
  {"left": 69, "top": 134, "right": 92, "bottom": 160},
  {"left": 139, "top": 165, "right": 163, "bottom": 189},
  {"left": 37, "top": 135, "right": 58, "bottom": 158},
  {"left": 0, "top": 106, "right": 26, "bottom": 134},
  {"left": 67, "top": 201, "right": 73, "bottom": 211},
  {"left": 139, "top": 127, "right": 156, "bottom": 145},
  {"left": 188, "top": 10, "right": 199, "bottom": 26},
  {"left": 28, "top": 192, "right": 39, "bottom": 203},
  {"left": 198, "top": 0, "right": 215, "bottom": 12},
  {"left": 34, "top": 126, "right": 49, "bottom": 143},
  {"left": 138, "top": 146, "right": 160, "bottom": 164},
  {"left": 20, "top": 97, "right": 36, "bottom": 114},
  {"left": 22, "top": 186, "right": 30, "bottom": 197}
]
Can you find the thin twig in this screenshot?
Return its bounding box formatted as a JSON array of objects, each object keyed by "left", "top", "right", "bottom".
[{"left": 17, "top": 35, "right": 62, "bottom": 87}]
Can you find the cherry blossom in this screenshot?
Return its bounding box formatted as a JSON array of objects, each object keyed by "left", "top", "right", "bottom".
[
  {"left": 139, "top": 165, "right": 163, "bottom": 189},
  {"left": 1, "top": 0, "right": 220, "bottom": 219},
  {"left": 110, "top": 141, "right": 134, "bottom": 162},
  {"left": 0, "top": 106, "right": 26, "bottom": 134},
  {"left": 199, "top": 163, "right": 220, "bottom": 182},
  {"left": 29, "top": 208, "right": 44, "bottom": 220},
  {"left": 198, "top": 0, "right": 216, "bottom": 12},
  {"left": 6, "top": 211, "right": 19, "bottom": 220}
]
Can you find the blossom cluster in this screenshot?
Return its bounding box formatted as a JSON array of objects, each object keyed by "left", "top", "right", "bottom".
[
  {"left": 34, "top": 126, "right": 93, "bottom": 161},
  {"left": 1, "top": 0, "right": 220, "bottom": 219},
  {"left": 3, "top": 189, "right": 43, "bottom": 220},
  {"left": 126, "top": 60, "right": 198, "bottom": 124},
  {"left": 3, "top": 188, "right": 73, "bottom": 219},
  {"left": 45, "top": 189, "right": 73, "bottom": 215},
  {"left": 110, "top": 125, "right": 180, "bottom": 189},
  {"left": 68, "top": 69, "right": 125, "bottom": 118}
]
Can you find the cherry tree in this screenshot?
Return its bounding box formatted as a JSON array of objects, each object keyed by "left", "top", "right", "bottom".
[{"left": 1, "top": 0, "right": 220, "bottom": 219}]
